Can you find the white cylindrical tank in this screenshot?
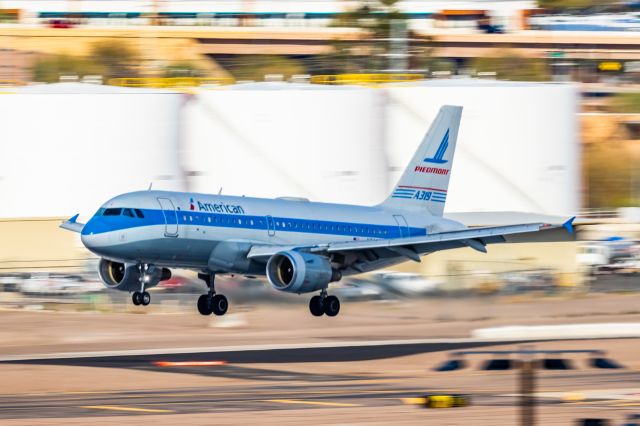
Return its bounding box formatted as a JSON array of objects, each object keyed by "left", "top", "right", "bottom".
[
  {"left": 183, "top": 82, "right": 388, "bottom": 206},
  {"left": 383, "top": 79, "right": 580, "bottom": 215},
  {"left": 0, "top": 83, "right": 186, "bottom": 219}
]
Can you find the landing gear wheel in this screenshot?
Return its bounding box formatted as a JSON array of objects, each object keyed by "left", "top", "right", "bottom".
[
  {"left": 211, "top": 294, "right": 228, "bottom": 316},
  {"left": 323, "top": 295, "right": 340, "bottom": 317},
  {"left": 141, "top": 291, "right": 151, "bottom": 306},
  {"left": 197, "top": 294, "right": 212, "bottom": 315},
  {"left": 132, "top": 291, "right": 142, "bottom": 306},
  {"left": 309, "top": 295, "right": 324, "bottom": 317}
]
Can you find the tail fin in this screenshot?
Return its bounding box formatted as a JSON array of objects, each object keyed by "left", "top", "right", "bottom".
[{"left": 379, "top": 105, "right": 462, "bottom": 216}]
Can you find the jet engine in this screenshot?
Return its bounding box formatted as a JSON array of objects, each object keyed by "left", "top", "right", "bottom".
[
  {"left": 266, "top": 251, "right": 341, "bottom": 294},
  {"left": 97, "top": 259, "right": 171, "bottom": 291}
]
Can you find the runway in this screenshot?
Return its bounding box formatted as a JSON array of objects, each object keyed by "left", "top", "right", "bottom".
[
  {"left": 2, "top": 337, "right": 640, "bottom": 423},
  {"left": 0, "top": 338, "right": 510, "bottom": 420}
]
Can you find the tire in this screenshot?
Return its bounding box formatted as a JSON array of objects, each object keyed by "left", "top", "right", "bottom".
[
  {"left": 324, "top": 295, "right": 340, "bottom": 317},
  {"left": 309, "top": 295, "right": 324, "bottom": 316},
  {"left": 141, "top": 291, "right": 151, "bottom": 306},
  {"left": 197, "top": 294, "right": 212, "bottom": 315},
  {"left": 132, "top": 292, "right": 141, "bottom": 306},
  {"left": 211, "top": 294, "right": 228, "bottom": 316}
]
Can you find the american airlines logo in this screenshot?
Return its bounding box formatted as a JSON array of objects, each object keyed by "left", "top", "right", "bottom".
[{"left": 415, "top": 165, "right": 449, "bottom": 175}]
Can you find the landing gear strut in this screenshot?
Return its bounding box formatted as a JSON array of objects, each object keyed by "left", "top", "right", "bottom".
[
  {"left": 197, "top": 273, "right": 228, "bottom": 316},
  {"left": 309, "top": 289, "right": 340, "bottom": 317},
  {"left": 132, "top": 264, "right": 151, "bottom": 306}
]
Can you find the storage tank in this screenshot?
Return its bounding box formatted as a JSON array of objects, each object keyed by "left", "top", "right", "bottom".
[
  {"left": 183, "top": 82, "right": 388, "bottom": 206},
  {"left": 383, "top": 79, "right": 580, "bottom": 215},
  {"left": 0, "top": 83, "right": 186, "bottom": 219}
]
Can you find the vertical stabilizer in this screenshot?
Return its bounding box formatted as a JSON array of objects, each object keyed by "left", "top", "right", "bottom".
[{"left": 379, "top": 105, "right": 462, "bottom": 216}]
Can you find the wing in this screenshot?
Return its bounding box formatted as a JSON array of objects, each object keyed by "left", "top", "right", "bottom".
[{"left": 247, "top": 218, "right": 575, "bottom": 272}]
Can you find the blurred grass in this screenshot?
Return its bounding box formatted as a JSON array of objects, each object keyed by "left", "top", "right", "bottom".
[{"left": 609, "top": 92, "right": 640, "bottom": 113}]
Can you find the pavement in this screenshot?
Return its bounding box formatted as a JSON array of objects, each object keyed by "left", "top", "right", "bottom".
[{"left": 4, "top": 294, "right": 640, "bottom": 424}]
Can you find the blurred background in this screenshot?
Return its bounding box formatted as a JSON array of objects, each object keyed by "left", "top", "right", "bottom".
[{"left": 1, "top": 0, "right": 640, "bottom": 312}]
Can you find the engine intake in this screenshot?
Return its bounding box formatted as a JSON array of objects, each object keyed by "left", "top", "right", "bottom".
[
  {"left": 97, "top": 259, "right": 170, "bottom": 291},
  {"left": 266, "top": 251, "right": 340, "bottom": 294}
]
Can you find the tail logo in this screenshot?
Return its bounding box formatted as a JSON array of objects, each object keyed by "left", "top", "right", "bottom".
[{"left": 424, "top": 129, "right": 449, "bottom": 164}]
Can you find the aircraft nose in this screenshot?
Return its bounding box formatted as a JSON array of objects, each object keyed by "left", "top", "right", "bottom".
[{"left": 80, "top": 218, "right": 111, "bottom": 249}]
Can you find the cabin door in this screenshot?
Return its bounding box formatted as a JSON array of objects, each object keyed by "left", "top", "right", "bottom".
[{"left": 157, "top": 197, "right": 179, "bottom": 237}]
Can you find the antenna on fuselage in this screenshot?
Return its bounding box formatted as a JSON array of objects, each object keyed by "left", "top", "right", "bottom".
[
  {"left": 148, "top": 182, "right": 153, "bottom": 190},
  {"left": 218, "top": 187, "right": 222, "bottom": 195}
]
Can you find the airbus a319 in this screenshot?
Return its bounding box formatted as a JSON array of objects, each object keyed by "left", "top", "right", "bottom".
[{"left": 61, "top": 106, "right": 574, "bottom": 317}]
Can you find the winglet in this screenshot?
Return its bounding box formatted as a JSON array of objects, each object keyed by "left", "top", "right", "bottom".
[
  {"left": 563, "top": 216, "right": 576, "bottom": 234},
  {"left": 60, "top": 214, "right": 84, "bottom": 233}
]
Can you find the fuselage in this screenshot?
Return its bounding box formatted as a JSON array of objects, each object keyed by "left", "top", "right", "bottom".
[{"left": 81, "top": 190, "right": 465, "bottom": 273}]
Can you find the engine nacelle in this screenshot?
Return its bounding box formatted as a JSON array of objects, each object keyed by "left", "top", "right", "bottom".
[
  {"left": 97, "top": 259, "right": 171, "bottom": 291},
  {"left": 266, "top": 251, "right": 341, "bottom": 294}
]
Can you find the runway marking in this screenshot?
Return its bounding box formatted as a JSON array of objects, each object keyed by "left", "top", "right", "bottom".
[
  {"left": 402, "top": 397, "right": 426, "bottom": 405},
  {"left": 265, "top": 399, "right": 360, "bottom": 407},
  {"left": 80, "top": 405, "right": 175, "bottom": 413}
]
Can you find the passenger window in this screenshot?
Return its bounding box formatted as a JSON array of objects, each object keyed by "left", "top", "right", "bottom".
[
  {"left": 134, "top": 209, "right": 144, "bottom": 218},
  {"left": 208, "top": 217, "right": 211, "bottom": 223},
  {"left": 103, "top": 208, "right": 122, "bottom": 216}
]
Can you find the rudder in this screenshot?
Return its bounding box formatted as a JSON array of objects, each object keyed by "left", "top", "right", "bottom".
[{"left": 379, "top": 105, "right": 462, "bottom": 216}]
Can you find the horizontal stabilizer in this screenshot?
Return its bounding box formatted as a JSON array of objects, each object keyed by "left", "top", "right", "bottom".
[{"left": 59, "top": 214, "right": 84, "bottom": 233}]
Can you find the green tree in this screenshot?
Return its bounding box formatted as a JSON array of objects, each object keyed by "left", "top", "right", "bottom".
[
  {"left": 224, "top": 55, "right": 306, "bottom": 81},
  {"left": 163, "top": 61, "right": 205, "bottom": 78},
  {"left": 89, "top": 40, "right": 139, "bottom": 80},
  {"left": 32, "top": 54, "right": 105, "bottom": 83},
  {"left": 327, "top": 0, "right": 408, "bottom": 74},
  {"left": 470, "top": 50, "right": 550, "bottom": 81}
]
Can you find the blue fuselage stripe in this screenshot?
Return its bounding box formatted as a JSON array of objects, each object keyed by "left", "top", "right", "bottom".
[{"left": 82, "top": 208, "right": 427, "bottom": 239}]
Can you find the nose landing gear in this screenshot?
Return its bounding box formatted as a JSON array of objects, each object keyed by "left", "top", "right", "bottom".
[
  {"left": 309, "top": 289, "right": 340, "bottom": 317},
  {"left": 132, "top": 264, "right": 151, "bottom": 306},
  {"left": 132, "top": 291, "right": 151, "bottom": 306},
  {"left": 197, "top": 273, "right": 228, "bottom": 316}
]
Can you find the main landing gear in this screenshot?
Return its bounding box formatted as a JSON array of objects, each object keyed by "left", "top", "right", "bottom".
[
  {"left": 132, "top": 264, "right": 151, "bottom": 306},
  {"left": 197, "top": 273, "right": 228, "bottom": 316},
  {"left": 309, "top": 289, "right": 340, "bottom": 317}
]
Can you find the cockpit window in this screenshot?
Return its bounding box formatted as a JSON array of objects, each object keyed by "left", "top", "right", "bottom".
[
  {"left": 134, "top": 209, "right": 145, "bottom": 218},
  {"left": 103, "top": 208, "right": 122, "bottom": 216},
  {"left": 123, "top": 208, "right": 135, "bottom": 218},
  {"left": 96, "top": 208, "right": 106, "bottom": 216}
]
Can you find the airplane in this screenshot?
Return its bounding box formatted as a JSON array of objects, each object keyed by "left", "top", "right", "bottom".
[{"left": 61, "top": 105, "right": 575, "bottom": 317}]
